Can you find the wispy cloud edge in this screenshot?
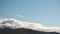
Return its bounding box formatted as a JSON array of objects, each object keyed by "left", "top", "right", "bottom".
[{"left": 17, "top": 14, "right": 25, "bottom": 18}]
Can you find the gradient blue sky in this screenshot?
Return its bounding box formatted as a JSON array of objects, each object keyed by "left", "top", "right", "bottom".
[{"left": 0, "top": 0, "right": 60, "bottom": 26}]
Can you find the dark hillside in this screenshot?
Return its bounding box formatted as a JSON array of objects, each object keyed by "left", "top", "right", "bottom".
[{"left": 0, "top": 28, "right": 60, "bottom": 34}]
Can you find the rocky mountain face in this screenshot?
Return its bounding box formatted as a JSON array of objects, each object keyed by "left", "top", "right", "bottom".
[{"left": 0, "top": 28, "right": 60, "bottom": 34}]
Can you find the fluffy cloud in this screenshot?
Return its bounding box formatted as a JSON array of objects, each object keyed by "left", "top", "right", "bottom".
[{"left": 0, "top": 18, "right": 60, "bottom": 33}]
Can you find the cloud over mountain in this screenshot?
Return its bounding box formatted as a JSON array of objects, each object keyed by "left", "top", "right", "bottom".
[{"left": 0, "top": 18, "right": 60, "bottom": 33}]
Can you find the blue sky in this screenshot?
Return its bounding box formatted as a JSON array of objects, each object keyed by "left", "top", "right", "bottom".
[{"left": 0, "top": 0, "right": 60, "bottom": 26}]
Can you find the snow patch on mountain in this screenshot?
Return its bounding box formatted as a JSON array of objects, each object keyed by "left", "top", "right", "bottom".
[{"left": 0, "top": 18, "right": 60, "bottom": 33}]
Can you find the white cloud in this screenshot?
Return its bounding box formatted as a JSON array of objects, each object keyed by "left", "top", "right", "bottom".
[
  {"left": 0, "top": 18, "right": 60, "bottom": 33},
  {"left": 17, "top": 14, "right": 25, "bottom": 18}
]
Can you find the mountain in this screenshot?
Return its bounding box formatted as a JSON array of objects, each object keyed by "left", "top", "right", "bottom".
[
  {"left": 0, "top": 18, "right": 60, "bottom": 33},
  {"left": 0, "top": 18, "right": 60, "bottom": 34},
  {"left": 0, "top": 28, "right": 60, "bottom": 34}
]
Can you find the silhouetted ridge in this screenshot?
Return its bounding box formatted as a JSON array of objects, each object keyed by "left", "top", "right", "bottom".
[{"left": 0, "top": 27, "right": 60, "bottom": 34}]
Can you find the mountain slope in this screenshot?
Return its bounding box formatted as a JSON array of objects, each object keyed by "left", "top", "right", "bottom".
[
  {"left": 0, "top": 18, "right": 60, "bottom": 33},
  {"left": 0, "top": 28, "right": 60, "bottom": 34}
]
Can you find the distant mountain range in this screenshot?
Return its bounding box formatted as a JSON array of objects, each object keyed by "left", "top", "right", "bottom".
[
  {"left": 0, "top": 18, "right": 60, "bottom": 33},
  {"left": 0, "top": 28, "right": 60, "bottom": 34},
  {"left": 0, "top": 18, "right": 60, "bottom": 34}
]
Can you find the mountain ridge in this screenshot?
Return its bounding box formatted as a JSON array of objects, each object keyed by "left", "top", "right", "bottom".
[
  {"left": 0, "top": 18, "right": 60, "bottom": 34},
  {"left": 0, "top": 27, "right": 60, "bottom": 34}
]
